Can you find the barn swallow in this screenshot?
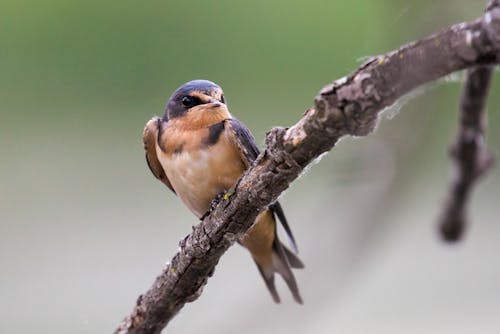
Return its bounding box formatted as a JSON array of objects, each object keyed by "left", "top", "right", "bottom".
[{"left": 142, "top": 79, "right": 304, "bottom": 303}]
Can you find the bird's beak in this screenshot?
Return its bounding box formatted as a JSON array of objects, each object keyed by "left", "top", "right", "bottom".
[{"left": 207, "top": 99, "right": 225, "bottom": 108}]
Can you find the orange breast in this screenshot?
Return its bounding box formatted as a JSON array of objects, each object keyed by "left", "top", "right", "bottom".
[{"left": 157, "top": 125, "right": 245, "bottom": 218}]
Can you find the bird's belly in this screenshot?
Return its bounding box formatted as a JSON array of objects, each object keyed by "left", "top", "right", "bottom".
[{"left": 161, "top": 145, "right": 244, "bottom": 218}]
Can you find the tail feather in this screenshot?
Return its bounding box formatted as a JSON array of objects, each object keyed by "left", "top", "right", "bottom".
[
  {"left": 272, "top": 239, "right": 303, "bottom": 304},
  {"left": 256, "top": 264, "right": 281, "bottom": 303},
  {"left": 244, "top": 209, "right": 303, "bottom": 304},
  {"left": 282, "top": 244, "right": 305, "bottom": 269},
  {"left": 254, "top": 238, "right": 304, "bottom": 304}
]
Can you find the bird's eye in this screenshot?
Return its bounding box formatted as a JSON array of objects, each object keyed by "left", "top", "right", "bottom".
[
  {"left": 220, "top": 94, "right": 225, "bottom": 104},
  {"left": 181, "top": 95, "right": 199, "bottom": 108}
]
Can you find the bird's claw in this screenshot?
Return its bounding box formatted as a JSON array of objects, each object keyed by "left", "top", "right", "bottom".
[
  {"left": 211, "top": 191, "right": 225, "bottom": 211},
  {"left": 200, "top": 191, "right": 226, "bottom": 221}
]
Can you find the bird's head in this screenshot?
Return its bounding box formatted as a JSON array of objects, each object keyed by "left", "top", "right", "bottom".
[{"left": 164, "top": 80, "right": 229, "bottom": 124}]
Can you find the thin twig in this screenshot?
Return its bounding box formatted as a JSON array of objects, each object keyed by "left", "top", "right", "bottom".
[
  {"left": 115, "top": 3, "right": 500, "bottom": 333},
  {"left": 439, "top": 65, "right": 495, "bottom": 241}
]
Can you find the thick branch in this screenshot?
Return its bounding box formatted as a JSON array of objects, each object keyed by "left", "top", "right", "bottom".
[
  {"left": 439, "top": 65, "right": 495, "bottom": 241},
  {"left": 115, "top": 4, "right": 500, "bottom": 334}
]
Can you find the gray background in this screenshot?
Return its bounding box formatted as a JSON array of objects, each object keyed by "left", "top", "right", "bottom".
[{"left": 1, "top": 0, "right": 499, "bottom": 333}]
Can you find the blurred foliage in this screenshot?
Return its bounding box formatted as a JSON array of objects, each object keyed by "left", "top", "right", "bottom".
[{"left": 0, "top": 0, "right": 490, "bottom": 131}]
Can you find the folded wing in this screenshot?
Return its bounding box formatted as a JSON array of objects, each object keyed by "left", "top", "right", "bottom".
[{"left": 143, "top": 117, "right": 175, "bottom": 194}]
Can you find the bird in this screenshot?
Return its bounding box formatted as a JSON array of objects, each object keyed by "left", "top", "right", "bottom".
[{"left": 142, "top": 79, "right": 304, "bottom": 304}]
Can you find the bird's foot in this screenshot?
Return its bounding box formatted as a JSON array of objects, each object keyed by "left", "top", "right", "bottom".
[
  {"left": 200, "top": 191, "right": 226, "bottom": 221},
  {"left": 210, "top": 191, "right": 226, "bottom": 211}
]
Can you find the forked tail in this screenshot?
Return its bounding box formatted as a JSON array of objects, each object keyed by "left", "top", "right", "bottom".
[{"left": 256, "top": 238, "right": 304, "bottom": 304}]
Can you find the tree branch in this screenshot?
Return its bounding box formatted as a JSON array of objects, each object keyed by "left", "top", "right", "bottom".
[
  {"left": 438, "top": 0, "right": 500, "bottom": 242},
  {"left": 115, "top": 3, "right": 500, "bottom": 333},
  {"left": 439, "top": 65, "right": 495, "bottom": 241}
]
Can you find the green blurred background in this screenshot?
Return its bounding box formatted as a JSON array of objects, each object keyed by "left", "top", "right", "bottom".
[{"left": 1, "top": 0, "right": 499, "bottom": 333}]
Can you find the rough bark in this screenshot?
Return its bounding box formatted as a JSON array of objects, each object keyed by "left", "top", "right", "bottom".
[{"left": 115, "top": 2, "right": 500, "bottom": 333}]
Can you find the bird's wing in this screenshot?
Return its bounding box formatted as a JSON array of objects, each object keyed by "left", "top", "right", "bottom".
[
  {"left": 143, "top": 117, "right": 176, "bottom": 194},
  {"left": 270, "top": 202, "right": 298, "bottom": 254},
  {"left": 225, "top": 118, "right": 260, "bottom": 166},
  {"left": 226, "top": 118, "right": 298, "bottom": 252}
]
